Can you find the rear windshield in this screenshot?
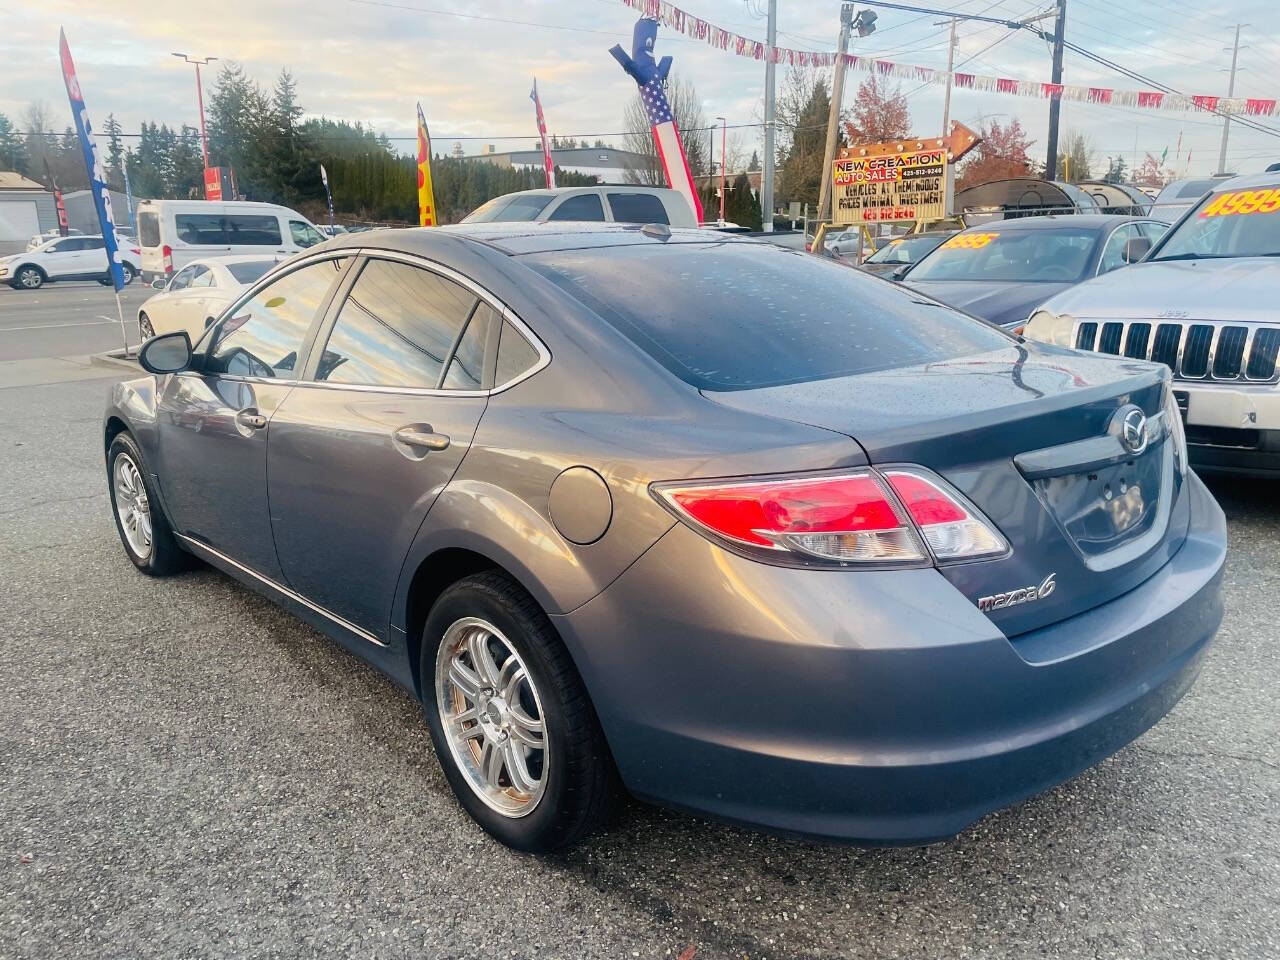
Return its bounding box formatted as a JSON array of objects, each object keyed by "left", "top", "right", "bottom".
[
  {"left": 525, "top": 241, "right": 1008, "bottom": 391},
  {"left": 138, "top": 212, "right": 160, "bottom": 248},
  {"left": 463, "top": 194, "right": 553, "bottom": 223},
  {"left": 906, "top": 227, "right": 1099, "bottom": 283},
  {"left": 226, "top": 260, "right": 276, "bottom": 284}
]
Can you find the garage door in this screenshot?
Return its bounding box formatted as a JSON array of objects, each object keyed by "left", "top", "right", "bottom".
[{"left": 0, "top": 200, "right": 40, "bottom": 255}]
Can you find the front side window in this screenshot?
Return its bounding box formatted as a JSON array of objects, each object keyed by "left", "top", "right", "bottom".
[
  {"left": 1152, "top": 185, "right": 1280, "bottom": 260},
  {"left": 527, "top": 241, "right": 1008, "bottom": 391},
  {"left": 290, "top": 220, "right": 325, "bottom": 248},
  {"left": 1098, "top": 225, "right": 1140, "bottom": 274},
  {"left": 168, "top": 265, "right": 199, "bottom": 291},
  {"left": 207, "top": 258, "right": 348, "bottom": 378},
  {"left": 549, "top": 194, "right": 606, "bottom": 222},
  {"left": 314, "top": 259, "right": 478, "bottom": 388},
  {"left": 607, "top": 192, "right": 669, "bottom": 225},
  {"left": 906, "top": 228, "right": 1099, "bottom": 283}
]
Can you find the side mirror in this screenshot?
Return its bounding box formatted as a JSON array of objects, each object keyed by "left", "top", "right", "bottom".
[
  {"left": 889, "top": 264, "right": 911, "bottom": 282},
  {"left": 1123, "top": 236, "right": 1152, "bottom": 263},
  {"left": 151, "top": 278, "right": 166, "bottom": 290},
  {"left": 138, "top": 331, "right": 193, "bottom": 375}
]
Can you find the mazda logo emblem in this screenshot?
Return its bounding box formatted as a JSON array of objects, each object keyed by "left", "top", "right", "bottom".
[{"left": 1119, "top": 407, "right": 1148, "bottom": 455}]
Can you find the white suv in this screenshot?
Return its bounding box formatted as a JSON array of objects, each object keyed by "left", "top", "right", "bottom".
[{"left": 1, "top": 235, "right": 142, "bottom": 290}]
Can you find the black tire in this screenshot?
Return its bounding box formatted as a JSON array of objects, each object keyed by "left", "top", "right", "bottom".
[
  {"left": 121, "top": 263, "right": 136, "bottom": 284},
  {"left": 14, "top": 265, "right": 43, "bottom": 290},
  {"left": 421, "top": 572, "right": 617, "bottom": 851},
  {"left": 106, "top": 432, "right": 188, "bottom": 576},
  {"left": 138, "top": 312, "right": 155, "bottom": 341}
]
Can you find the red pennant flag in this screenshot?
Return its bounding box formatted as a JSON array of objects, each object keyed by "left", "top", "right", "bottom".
[
  {"left": 1247, "top": 98, "right": 1277, "bottom": 116},
  {"left": 1191, "top": 95, "right": 1219, "bottom": 112},
  {"left": 997, "top": 78, "right": 1017, "bottom": 94},
  {"left": 955, "top": 73, "right": 975, "bottom": 88},
  {"left": 1137, "top": 91, "right": 1164, "bottom": 108},
  {"left": 1041, "top": 82, "right": 1064, "bottom": 99},
  {"left": 1088, "top": 87, "right": 1112, "bottom": 104}
]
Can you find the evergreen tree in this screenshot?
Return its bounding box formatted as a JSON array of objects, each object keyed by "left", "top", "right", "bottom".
[
  {"left": 103, "top": 113, "right": 125, "bottom": 190},
  {"left": 776, "top": 77, "right": 831, "bottom": 210},
  {"left": 0, "top": 112, "right": 28, "bottom": 174},
  {"left": 747, "top": 149, "right": 761, "bottom": 171}
]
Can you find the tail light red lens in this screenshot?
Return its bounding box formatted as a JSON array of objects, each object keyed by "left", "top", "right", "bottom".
[
  {"left": 654, "top": 467, "right": 1006, "bottom": 566},
  {"left": 162, "top": 244, "right": 173, "bottom": 274}
]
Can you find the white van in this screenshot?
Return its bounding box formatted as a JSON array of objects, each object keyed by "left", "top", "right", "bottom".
[{"left": 135, "top": 199, "right": 326, "bottom": 283}]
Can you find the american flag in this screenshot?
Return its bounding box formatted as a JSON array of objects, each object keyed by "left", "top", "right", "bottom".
[
  {"left": 639, "top": 78, "right": 703, "bottom": 223},
  {"left": 530, "top": 79, "right": 556, "bottom": 190}
]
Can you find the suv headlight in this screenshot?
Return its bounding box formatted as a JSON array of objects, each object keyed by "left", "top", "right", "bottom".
[
  {"left": 1025, "top": 310, "right": 1077, "bottom": 347},
  {"left": 1162, "top": 381, "right": 1188, "bottom": 476}
]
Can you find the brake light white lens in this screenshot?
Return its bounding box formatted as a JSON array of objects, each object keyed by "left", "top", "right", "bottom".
[
  {"left": 883, "top": 469, "right": 1007, "bottom": 560},
  {"left": 656, "top": 472, "right": 927, "bottom": 563}
]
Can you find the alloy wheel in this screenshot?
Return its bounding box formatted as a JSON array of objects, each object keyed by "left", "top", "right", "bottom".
[
  {"left": 18, "top": 267, "right": 41, "bottom": 289},
  {"left": 139, "top": 314, "right": 155, "bottom": 340},
  {"left": 114, "top": 453, "right": 153, "bottom": 560},
  {"left": 435, "top": 617, "right": 549, "bottom": 817}
]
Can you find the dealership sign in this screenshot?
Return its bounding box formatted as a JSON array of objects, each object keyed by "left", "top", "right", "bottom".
[{"left": 832, "top": 122, "right": 980, "bottom": 226}]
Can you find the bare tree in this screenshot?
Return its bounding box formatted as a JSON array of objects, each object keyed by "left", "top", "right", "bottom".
[
  {"left": 621, "top": 73, "right": 709, "bottom": 185},
  {"left": 21, "top": 101, "right": 53, "bottom": 177}
]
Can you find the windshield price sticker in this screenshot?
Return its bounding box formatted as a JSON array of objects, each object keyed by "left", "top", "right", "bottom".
[
  {"left": 943, "top": 233, "right": 999, "bottom": 250},
  {"left": 1199, "top": 188, "right": 1280, "bottom": 218}
]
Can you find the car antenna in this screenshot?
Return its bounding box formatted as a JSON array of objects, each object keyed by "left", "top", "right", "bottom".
[{"left": 640, "top": 223, "right": 671, "bottom": 241}]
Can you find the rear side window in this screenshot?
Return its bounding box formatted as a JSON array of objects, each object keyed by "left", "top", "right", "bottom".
[
  {"left": 138, "top": 212, "right": 160, "bottom": 248},
  {"left": 494, "top": 320, "right": 541, "bottom": 386},
  {"left": 442, "top": 303, "right": 501, "bottom": 390},
  {"left": 464, "top": 194, "right": 552, "bottom": 223},
  {"left": 176, "top": 214, "right": 282, "bottom": 246},
  {"left": 526, "top": 242, "right": 1008, "bottom": 391},
  {"left": 549, "top": 194, "right": 606, "bottom": 222},
  {"left": 208, "top": 258, "right": 348, "bottom": 377},
  {"left": 314, "top": 259, "right": 478, "bottom": 388},
  {"left": 607, "top": 192, "right": 669, "bottom": 225},
  {"left": 227, "top": 260, "right": 276, "bottom": 284}
]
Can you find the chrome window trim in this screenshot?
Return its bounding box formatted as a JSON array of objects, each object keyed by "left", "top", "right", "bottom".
[
  {"left": 175, "top": 535, "right": 387, "bottom": 648},
  {"left": 301, "top": 247, "right": 551, "bottom": 397},
  {"left": 1071, "top": 317, "right": 1280, "bottom": 384}
]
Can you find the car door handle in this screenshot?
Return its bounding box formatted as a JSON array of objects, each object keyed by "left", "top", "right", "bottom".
[
  {"left": 393, "top": 427, "right": 450, "bottom": 451},
  {"left": 236, "top": 410, "right": 268, "bottom": 430}
]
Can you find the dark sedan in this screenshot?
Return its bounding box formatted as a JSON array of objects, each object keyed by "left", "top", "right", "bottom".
[
  {"left": 902, "top": 215, "right": 1169, "bottom": 329},
  {"left": 105, "top": 225, "right": 1224, "bottom": 852},
  {"left": 858, "top": 231, "right": 956, "bottom": 277}
]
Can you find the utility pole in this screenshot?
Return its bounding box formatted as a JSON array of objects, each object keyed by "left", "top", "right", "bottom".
[
  {"left": 172, "top": 52, "right": 217, "bottom": 171},
  {"left": 817, "top": 3, "right": 856, "bottom": 225},
  {"left": 1217, "top": 24, "right": 1244, "bottom": 176},
  {"left": 761, "top": 0, "right": 778, "bottom": 232},
  {"left": 940, "top": 17, "right": 958, "bottom": 214},
  {"left": 716, "top": 115, "right": 727, "bottom": 224},
  {"left": 1044, "top": 0, "right": 1066, "bottom": 180}
]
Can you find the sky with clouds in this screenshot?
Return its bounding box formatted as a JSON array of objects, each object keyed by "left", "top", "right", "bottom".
[{"left": 4, "top": 0, "right": 1280, "bottom": 179}]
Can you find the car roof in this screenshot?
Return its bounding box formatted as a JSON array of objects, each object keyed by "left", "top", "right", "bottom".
[
  {"left": 1209, "top": 172, "right": 1280, "bottom": 193},
  {"left": 959, "top": 214, "right": 1150, "bottom": 232},
  {"left": 494, "top": 186, "right": 677, "bottom": 199},
  {"left": 320, "top": 222, "right": 759, "bottom": 257},
  {"left": 190, "top": 254, "right": 281, "bottom": 267}
]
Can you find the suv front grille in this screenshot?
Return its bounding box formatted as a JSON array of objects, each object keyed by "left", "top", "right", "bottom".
[{"left": 1074, "top": 319, "right": 1280, "bottom": 382}]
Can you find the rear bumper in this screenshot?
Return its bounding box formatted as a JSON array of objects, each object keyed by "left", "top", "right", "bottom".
[{"left": 554, "top": 472, "right": 1226, "bottom": 843}]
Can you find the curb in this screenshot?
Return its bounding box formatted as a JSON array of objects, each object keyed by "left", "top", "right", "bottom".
[{"left": 89, "top": 349, "right": 140, "bottom": 372}]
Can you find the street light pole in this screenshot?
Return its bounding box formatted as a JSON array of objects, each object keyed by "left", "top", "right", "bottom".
[
  {"left": 172, "top": 53, "right": 217, "bottom": 171},
  {"left": 716, "top": 116, "right": 727, "bottom": 224},
  {"left": 940, "top": 17, "right": 958, "bottom": 215},
  {"left": 761, "top": 0, "right": 778, "bottom": 232}
]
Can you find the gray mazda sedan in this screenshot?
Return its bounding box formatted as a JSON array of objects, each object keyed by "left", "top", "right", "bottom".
[{"left": 104, "top": 224, "right": 1226, "bottom": 851}]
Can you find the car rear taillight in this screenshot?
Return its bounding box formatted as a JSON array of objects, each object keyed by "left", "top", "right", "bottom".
[
  {"left": 653, "top": 467, "right": 1006, "bottom": 566},
  {"left": 162, "top": 244, "right": 173, "bottom": 274},
  {"left": 882, "top": 469, "right": 1007, "bottom": 560}
]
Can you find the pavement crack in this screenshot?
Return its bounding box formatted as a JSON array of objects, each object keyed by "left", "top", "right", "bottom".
[
  {"left": 0, "top": 493, "right": 106, "bottom": 517},
  {"left": 1135, "top": 743, "right": 1280, "bottom": 773}
]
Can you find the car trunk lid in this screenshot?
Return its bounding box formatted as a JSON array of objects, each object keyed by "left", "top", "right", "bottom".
[{"left": 703, "top": 343, "right": 1188, "bottom": 637}]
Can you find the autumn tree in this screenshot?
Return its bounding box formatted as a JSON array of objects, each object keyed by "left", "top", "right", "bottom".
[
  {"left": 1132, "top": 152, "right": 1174, "bottom": 188},
  {"left": 956, "top": 117, "right": 1034, "bottom": 191},
  {"left": 844, "top": 74, "right": 911, "bottom": 143}
]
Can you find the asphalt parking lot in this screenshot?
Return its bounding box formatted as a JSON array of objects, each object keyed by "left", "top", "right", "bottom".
[{"left": 0, "top": 288, "right": 1277, "bottom": 959}]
